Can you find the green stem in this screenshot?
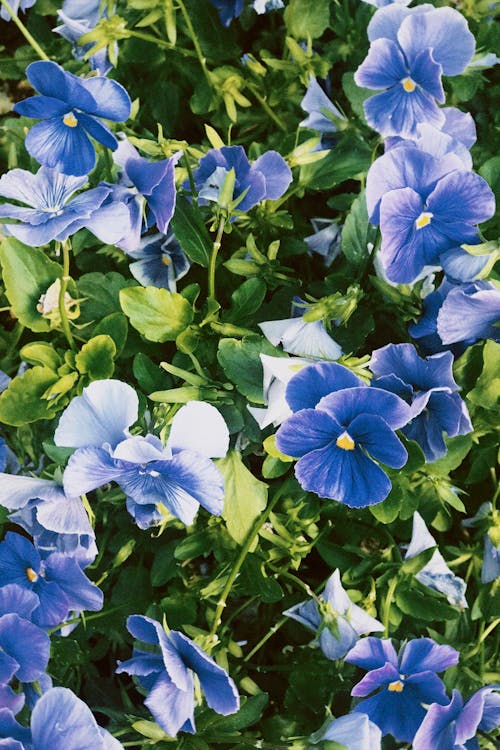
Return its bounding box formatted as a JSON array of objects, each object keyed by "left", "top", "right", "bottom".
[
  {"left": 207, "top": 216, "right": 226, "bottom": 303},
  {"left": 247, "top": 83, "right": 286, "bottom": 132},
  {"left": 208, "top": 489, "right": 283, "bottom": 643},
  {"left": 383, "top": 574, "right": 399, "bottom": 635},
  {"left": 58, "top": 240, "right": 76, "bottom": 352},
  {"left": 176, "top": 0, "right": 212, "bottom": 87},
  {"left": 243, "top": 617, "right": 287, "bottom": 663},
  {"left": 127, "top": 29, "right": 194, "bottom": 57},
  {"left": 0, "top": 0, "right": 49, "bottom": 60}
]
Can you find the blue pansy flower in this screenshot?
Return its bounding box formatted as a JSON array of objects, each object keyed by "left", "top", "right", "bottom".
[
  {"left": 305, "top": 218, "right": 342, "bottom": 267},
  {"left": 54, "top": 380, "right": 229, "bottom": 528},
  {"left": 370, "top": 343, "right": 472, "bottom": 462},
  {"left": 482, "top": 534, "right": 500, "bottom": 585},
  {"left": 0, "top": 0, "right": 36, "bottom": 21},
  {"left": 0, "top": 687, "right": 124, "bottom": 749},
  {"left": 209, "top": 0, "right": 244, "bottom": 26},
  {"left": 413, "top": 686, "right": 500, "bottom": 750},
  {"left": 14, "top": 61, "right": 131, "bottom": 176},
  {"left": 284, "top": 569, "right": 384, "bottom": 660},
  {"left": 366, "top": 146, "right": 495, "bottom": 284},
  {"left": 0, "top": 167, "right": 130, "bottom": 246},
  {"left": 124, "top": 230, "right": 190, "bottom": 290},
  {"left": 0, "top": 473, "right": 97, "bottom": 568},
  {"left": 253, "top": 0, "right": 284, "bottom": 14},
  {"left": 410, "top": 280, "right": 500, "bottom": 353},
  {"left": 405, "top": 512, "right": 468, "bottom": 609},
  {"left": 300, "top": 76, "right": 344, "bottom": 135},
  {"left": 192, "top": 145, "right": 292, "bottom": 213},
  {"left": 310, "top": 713, "right": 382, "bottom": 750},
  {"left": 54, "top": 0, "right": 115, "bottom": 76},
  {"left": 0, "top": 585, "right": 50, "bottom": 705},
  {"left": 116, "top": 615, "right": 239, "bottom": 737},
  {"left": 356, "top": 5, "right": 475, "bottom": 138},
  {"left": 0, "top": 532, "right": 103, "bottom": 629},
  {"left": 247, "top": 354, "right": 312, "bottom": 430},
  {"left": 275, "top": 362, "right": 411, "bottom": 507},
  {"left": 345, "top": 636, "right": 459, "bottom": 742}
]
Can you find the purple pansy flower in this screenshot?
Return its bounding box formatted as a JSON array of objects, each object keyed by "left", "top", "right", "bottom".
[
  {"left": 116, "top": 615, "right": 239, "bottom": 737},
  {"left": 0, "top": 167, "right": 130, "bottom": 246},
  {"left": 410, "top": 280, "right": 500, "bottom": 353},
  {"left": 370, "top": 343, "right": 472, "bottom": 462},
  {"left": 345, "top": 636, "right": 459, "bottom": 742},
  {"left": 54, "top": 380, "right": 229, "bottom": 528},
  {"left": 366, "top": 146, "right": 495, "bottom": 284},
  {"left": 0, "top": 0, "right": 36, "bottom": 21},
  {"left": 14, "top": 61, "right": 131, "bottom": 176},
  {"left": 209, "top": 0, "right": 244, "bottom": 26},
  {"left": 0, "top": 532, "right": 103, "bottom": 629},
  {"left": 405, "top": 512, "right": 468, "bottom": 609},
  {"left": 356, "top": 5, "right": 475, "bottom": 138},
  {"left": 124, "top": 230, "right": 190, "bottom": 290},
  {"left": 192, "top": 145, "right": 292, "bottom": 213},
  {"left": 413, "top": 686, "right": 500, "bottom": 750},
  {"left": 0, "top": 687, "right": 124, "bottom": 749},
  {"left": 275, "top": 362, "right": 411, "bottom": 507},
  {"left": 284, "top": 569, "right": 384, "bottom": 660}
]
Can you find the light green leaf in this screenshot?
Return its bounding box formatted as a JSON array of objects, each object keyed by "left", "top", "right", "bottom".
[
  {"left": 0, "top": 366, "right": 59, "bottom": 425},
  {"left": 75, "top": 334, "right": 117, "bottom": 380},
  {"left": 217, "top": 337, "right": 285, "bottom": 403},
  {"left": 20, "top": 342, "right": 62, "bottom": 370},
  {"left": 171, "top": 196, "right": 212, "bottom": 267},
  {"left": 0, "top": 238, "right": 61, "bottom": 332},
  {"left": 341, "top": 191, "right": 375, "bottom": 266},
  {"left": 284, "top": 0, "right": 330, "bottom": 39},
  {"left": 217, "top": 451, "right": 268, "bottom": 545},
  {"left": 120, "top": 286, "right": 194, "bottom": 342}
]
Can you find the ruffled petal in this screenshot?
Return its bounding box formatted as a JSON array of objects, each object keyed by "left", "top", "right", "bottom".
[{"left": 285, "top": 362, "right": 363, "bottom": 412}]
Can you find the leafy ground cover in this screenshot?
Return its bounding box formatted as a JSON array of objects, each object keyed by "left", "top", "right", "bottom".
[{"left": 0, "top": 0, "right": 499, "bottom": 748}]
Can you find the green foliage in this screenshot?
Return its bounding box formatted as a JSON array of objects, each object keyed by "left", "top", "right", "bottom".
[
  {"left": 218, "top": 450, "right": 268, "bottom": 545},
  {"left": 120, "top": 286, "right": 194, "bottom": 342}
]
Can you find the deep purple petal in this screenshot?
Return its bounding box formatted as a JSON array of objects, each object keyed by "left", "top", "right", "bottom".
[
  {"left": 400, "top": 638, "right": 459, "bottom": 674},
  {"left": 345, "top": 637, "right": 399, "bottom": 671},
  {"left": 351, "top": 662, "right": 401, "bottom": 697}
]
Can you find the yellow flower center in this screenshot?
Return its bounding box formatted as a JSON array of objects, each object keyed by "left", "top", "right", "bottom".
[
  {"left": 401, "top": 77, "right": 416, "bottom": 93},
  {"left": 26, "top": 567, "right": 38, "bottom": 582},
  {"left": 336, "top": 431, "right": 355, "bottom": 451},
  {"left": 161, "top": 255, "right": 171, "bottom": 266},
  {"left": 63, "top": 112, "right": 78, "bottom": 128},
  {"left": 415, "top": 212, "right": 433, "bottom": 230},
  {"left": 388, "top": 680, "right": 405, "bottom": 693}
]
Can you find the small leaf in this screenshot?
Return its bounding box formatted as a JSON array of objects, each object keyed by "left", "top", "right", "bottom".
[
  {"left": 217, "top": 451, "right": 268, "bottom": 545},
  {"left": 171, "top": 196, "right": 212, "bottom": 267},
  {"left": 75, "top": 335, "right": 117, "bottom": 380},
  {"left": 0, "top": 367, "right": 59, "bottom": 425},
  {"left": 92, "top": 313, "right": 128, "bottom": 356},
  {"left": 341, "top": 191, "right": 375, "bottom": 267},
  {"left": 401, "top": 547, "right": 436, "bottom": 575},
  {"left": 20, "top": 342, "right": 62, "bottom": 370},
  {"left": 284, "top": 0, "right": 330, "bottom": 39},
  {"left": 120, "top": 286, "right": 193, "bottom": 342},
  {"left": 217, "top": 337, "right": 285, "bottom": 403}
]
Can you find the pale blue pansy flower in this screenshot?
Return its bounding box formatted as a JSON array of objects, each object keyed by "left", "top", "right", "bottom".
[
  {"left": 405, "top": 512, "right": 468, "bottom": 609},
  {"left": 310, "top": 712, "right": 382, "bottom": 750}
]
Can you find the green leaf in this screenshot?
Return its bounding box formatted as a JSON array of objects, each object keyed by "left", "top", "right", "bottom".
[
  {"left": 0, "top": 366, "right": 59, "bottom": 425},
  {"left": 342, "top": 71, "right": 371, "bottom": 121},
  {"left": 369, "top": 485, "right": 403, "bottom": 524},
  {"left": 20, "top": 342, "right": 62, "bottom": 370},
  {"left": 75, "top": 335, "right": 117, "bottom": 380},
  {"left": 171, "top": 196, "right": 212, "bottom": 267},
  {"left": 341, "top": 191, "right": 375, "bottom": 267},
  {"left": 396, "top": 582, "right": 458, "bottom": 621},
  {"left": 217, "top": 337, "right": 284, "bottom": 403},
  {"left": 217, "top": 451, "right": 268, "bottom": 545},
  {"left": 150, "top": 539, "right": 180, "bottom": 586},
  {"left": 0, "top": 238, "right": 61, "bottom": 332},
  {"left": 227, "top": 278, "right": 267, "bottom": 326},
  {"left": 133, "top": 353, "right": 171, "bottom": 393},
  {"left": 209, "top": 694, "right": 269, "bottom": 732},
  {"left": 92, "top": 313, "right": 128, "bottom": 356},
  {"left": 77, "top": 271, "right": 135, "bottom": 326},
  {"left": 427, "top": 434, "right": 473, "bottom": 475},
  {"left": 300, "top": 134, "right": 371, "bottom": 190},
  {"left": 467, "top": 340, "right": 500, "bottom": 411},
  {"left": 401, "top": 546, "right": 436, "bottom": 575},
  {"left": 120, "top": 286, "right": 194, "bottom": 342},
  {"left": 284, "top": 0, "right": 330, "bottom": 39}
]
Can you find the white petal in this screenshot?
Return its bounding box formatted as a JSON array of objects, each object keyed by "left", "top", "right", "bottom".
[{"left": 167, "top": 402, "right": 229, "bottom": 458}]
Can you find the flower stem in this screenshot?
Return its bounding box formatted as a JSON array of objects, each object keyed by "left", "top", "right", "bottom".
[
  {"left": 176, "top": 0, "right": 213, "bottom": 87},
  {"left": 127, "top": 29, "right": 195, "bottom": 57},
  {"left": 0, "top": 0, "right": 49, "bottom": 60},
  {"left": 58, "top": 240, "right": 77, "bottom": 352},
  {"left": 207, "top": 216, "right": 226, "bottom": 304},
  {"left": 247, "top": 83, "right": 287, "bottom": 132},
  {"left": 208, "top": 488, "right": 283, "bottom": 644},
  {"left": 382, "top": 574, "right": 399, "bottom": 635}
]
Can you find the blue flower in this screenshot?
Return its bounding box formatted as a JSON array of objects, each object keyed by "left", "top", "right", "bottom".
[
  {"left": 0, "top": 532, "right": 103, "bottom": 629},
  {"left": 356, "top": 5, "right": 475, "bottom": 138},
  {"left": 275, "top": 362, "right": 411, "bottom": 506},
  {"left": 124, "top": 230, "right": 190, "bottom": 290},
  {"left": 0, "top": 687, "right": 124, "bottom": 749},
  {"left": 311, "top": 713, "right": 382, "bottom": 750},
  {"left": 346, "top": 637, "right": 459, "bottom": 742},
  {"left": 54, "top": 13, "right": 113, "bottom": 77},
  {"left": 366, "top": 146, "right": 495, "bottom": 284},
  {"left": 253, "top": 0, "right": 284, "bottom": 14},
  {"left": 117, "top": 615, "right": 239, "bottom": 737},
  {"left": 481, "top": 534, "right": 500, "bottom": 585},
  {"left": 413, "top": 686, "right": 500, "bottom": 750},
  {"left": 410, "top": 280, "right": 500, "bottom": 352},
  {"left": 259, "top": 298, "right": 342, "bottom": 360},
  {"left": 0, "top": 167, "right": 130, "bottom": 246},
  {"left": 370, "top": 343, "right": 472, "bottom": 462},
  {"left": 405, "top": 512, "right": 468, "bottom": 609},
  {"left": 0, "top": 0, "right": 35, "bottom": 21},
  {"left": 284, "top": 569, "right": 384, "bottom": 660},
  {"left": 14, "top": 61, "right": 131, "bottom": 176},
  {"left": 54, "top": 380, "right": 229, "bottom": 527},
  {"left": 0, "top": 473, "right": 97, "bottom": 568},
  {"left": 0, "top": 584, "right": 50, "bottom": 702},
  {"left": 192, "top": 146, "right": 292, "bottom": 213},
  {"left": 209, "top": 0, "right": 244, "bottom": 26},
  {"left": 300, "top": 76, "right": 344, "bottom": 135},
  {"left": 247, "top": 354, "right": 312, "bottom": 430}
]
